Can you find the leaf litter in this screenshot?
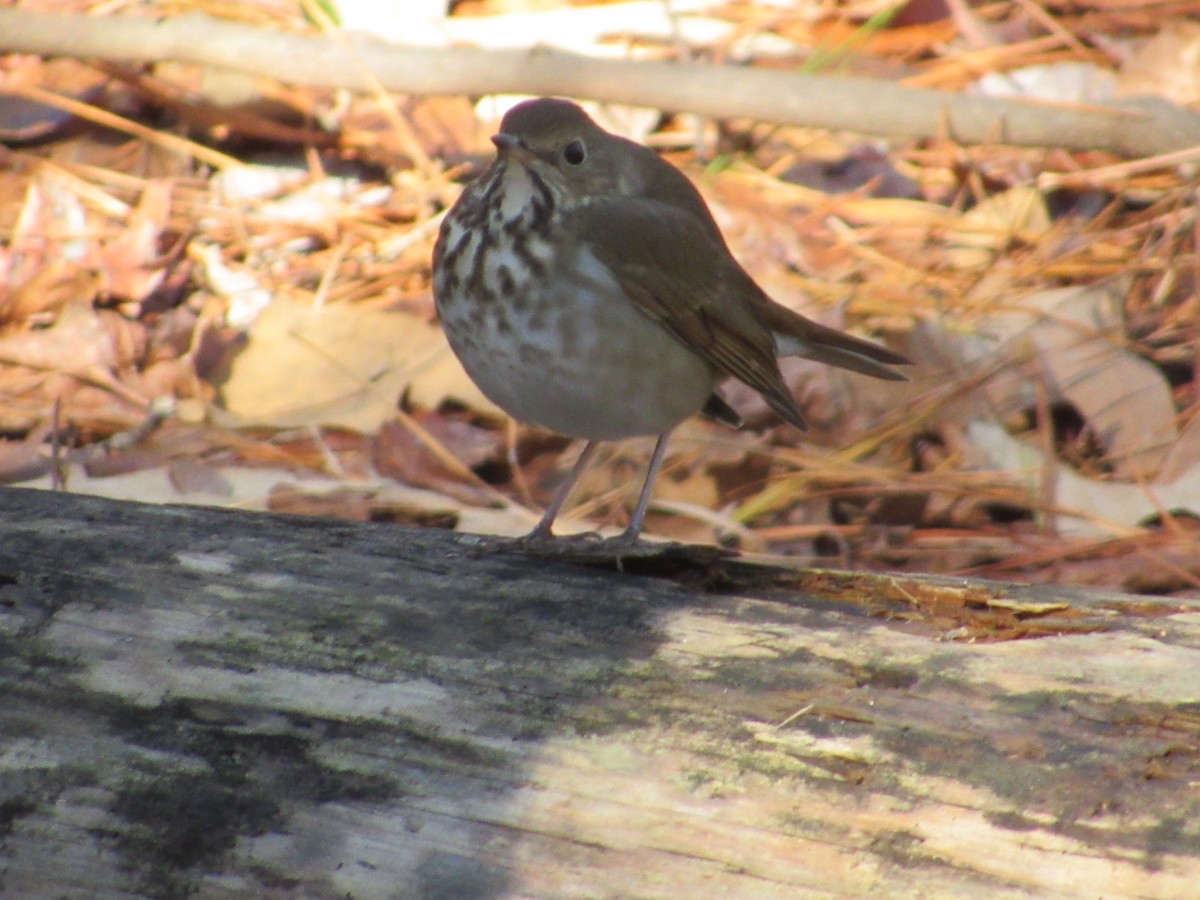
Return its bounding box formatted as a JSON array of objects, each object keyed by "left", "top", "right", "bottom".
[{"left": 2, "top": 0, "right": 1200, "bottom": 608}]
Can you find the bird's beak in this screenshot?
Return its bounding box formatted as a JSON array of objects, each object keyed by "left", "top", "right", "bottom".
[{"left": 491, "top": 133, "right": 536, "bottom": 164}]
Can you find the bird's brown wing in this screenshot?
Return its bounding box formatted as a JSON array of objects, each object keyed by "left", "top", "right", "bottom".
[{"left": 572, "top": 198, "right": 809, "bottom": 430}]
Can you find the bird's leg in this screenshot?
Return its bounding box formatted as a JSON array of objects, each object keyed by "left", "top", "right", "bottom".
[
  {"left": 524, "top": 439, "right": 600, "bottom": 540},
  {"left": 616, "top": 429, "right": 674, "bottom": 543}
]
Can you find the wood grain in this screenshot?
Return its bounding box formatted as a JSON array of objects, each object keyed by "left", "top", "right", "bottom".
[{"left": 1, "top": 487, "right": 1196, "bottom": 898}]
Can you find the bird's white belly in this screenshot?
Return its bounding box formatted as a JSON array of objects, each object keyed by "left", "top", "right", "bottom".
[{"left": 439, "top": 245, "right": 715, "bottom": 440}]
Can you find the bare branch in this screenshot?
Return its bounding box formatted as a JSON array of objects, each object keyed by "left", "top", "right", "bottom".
[{"left": 1, "top": 7, "right": 1197, "bottom": 157}]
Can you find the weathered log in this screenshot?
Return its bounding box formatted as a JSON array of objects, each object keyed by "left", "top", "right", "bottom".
[{"left": 1, "top": 486, "right": 1197, "bottom": 898}]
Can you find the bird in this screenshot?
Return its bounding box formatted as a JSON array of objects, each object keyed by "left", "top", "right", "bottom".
[{"left": 432, "top": 97, "right": 909, "bottom": 542}]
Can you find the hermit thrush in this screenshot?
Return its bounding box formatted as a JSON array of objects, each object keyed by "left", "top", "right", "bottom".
[{"left": 433, "top": 98, "right": 909, "bottom": 542}]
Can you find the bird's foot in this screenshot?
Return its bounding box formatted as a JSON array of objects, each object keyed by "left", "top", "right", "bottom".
[
  {"left": 515, "top": 526, "right": 611, "bottom": 547},
  {"left": 505, "top": 526, "right": 646, "bottom": 572}
]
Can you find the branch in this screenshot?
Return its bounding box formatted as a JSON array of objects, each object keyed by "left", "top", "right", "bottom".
[{"left": 2, "top": 8, "right": 1196, "bottom": 157}]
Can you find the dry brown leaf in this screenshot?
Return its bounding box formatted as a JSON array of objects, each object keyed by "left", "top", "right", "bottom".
[
  {"left": 947, "top": 186, "right": 1051, "bottom": 270},
  {"left": 654, "top": 459, "right": 721, "bottom": 512},
  {"left": 0, "top": 303, "right": 154, "bottom": 431},
  {"left": 1, "top": 170, "right": 96, "bottom": 321},
  {"left": 97, "top": 179, "right": 173, "bottom": 303},
  {"left": 929, "top": 283, "right": 1178, "bottom": 480},
  {"left": 966, "top": 420, "right": 1200, "bottom": 536},
  {"left": 373, "top": 414, "right": 502, "bottom": 503},
  {"left": 0, "top": 58, "right": 107, "bottom": 142},
  {"left": 167, "top": 457, "right": 233, "bottom": 496},
  {"left": 1118, "top": 20, "right": 1200, "bottom": 108},
  {"left": 995, "top": 285, "right": 1175, "bottom": 479},
  {"left": 0, "top": 165, "right": 174, "bottom": 322},
  {"left": 1156, "top": 415, "right": 1200, "bottom": 486},
  {"left": 214, "top": 295, "right": 494, "bottom": 432},
  {"left": 0, "top": 303, "right": 121, "bottom": 374},
  {"left": 407, "top": 95, "right": 492, "bottom": 160},
  {"left": 1, "top": 259, "right": 101, "bottom": 323},
  {"left": 138, "top": 357, "right": 205, "bottom": 403},
  {"left": 809, "top": 12, "right": 957, "bottom": 60},
  {"left": 266, "top": 483, "right": 459, "bottom": 528},
  {"left": 0, "top": 427, "right": 51, "bottom": 483}
]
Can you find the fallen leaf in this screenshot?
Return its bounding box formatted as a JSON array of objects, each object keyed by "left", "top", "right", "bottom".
[
  {"left": 267, "top": 483, "right": 459, "bottom": 528},
  {"left": 0, "top": 428, "right": 51, "bottom": 483},
  {"left": 373, "top": 414, "right": 502, "bottom": 503},
  {"left": 1118, "top": 20, "right": 1200, "bottom": 107},
  {"left": 966, "top": 419, "right": 1200, "bottom": 536},
  {"left": 213, "top": 295, "right": 494, "bottom": 432},
  {"left": 1156, "top": 414, "right": 1200, "bottom": 485},
  {"left": 1, "top": 258, "right": 101, "bottom": 323},
  {"left": 994, "top": 285, "right": 1175, "bottom": 479},
  {"left": 929, "top": 283, "right": 1178, "bottom": 479},
  {"left": 0, "top": 304, "right": 150, "bottom": 423},
  {"left": 1, "top": 169, "right": 96, "bottom": 321},
  {"left": 167, "top": 457, "right": 233, "bottom": 496},
  {"left": 947, "top": 185, "right": 1051, "bottom": 270},
  {"left": 0, "top": 59, "right": 107, "bottom": 142},
  {"left": 97, "top": 179, "right": 173, "bottom": 302}
]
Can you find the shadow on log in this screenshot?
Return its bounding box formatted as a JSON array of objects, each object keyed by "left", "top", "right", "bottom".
[{"left": 1, "top": 487, "right": 1198, "bottom": 898}]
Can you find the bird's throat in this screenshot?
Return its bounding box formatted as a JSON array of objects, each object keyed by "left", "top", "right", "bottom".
[{"left": 490, "top": 162, "right": 558, "bottom": 234}]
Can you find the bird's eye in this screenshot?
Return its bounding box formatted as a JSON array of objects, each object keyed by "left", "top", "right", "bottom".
[{"left": 563, "top": 140, "right": 586, "bottom": 165}]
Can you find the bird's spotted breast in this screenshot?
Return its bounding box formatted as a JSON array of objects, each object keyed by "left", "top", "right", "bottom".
[
  {"left": 433, "top": 144, "right": 719, "bottom": 440},
  {"left": 436, "top": 213, "right": 717, "bottom": 440}
]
